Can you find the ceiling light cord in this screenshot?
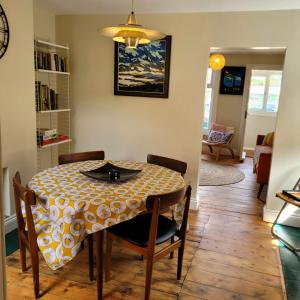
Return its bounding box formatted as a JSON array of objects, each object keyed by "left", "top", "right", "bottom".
[{"left": 131, "top": 0, "right": 134, "bottom": 13}]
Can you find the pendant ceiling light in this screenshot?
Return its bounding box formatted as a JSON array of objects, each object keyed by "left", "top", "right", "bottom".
[
  {"left": 209, "top": 53, "right": 226, "bottom": 71},
  {"left": 101, "top": 0, "right": 166, "bottom": 48}
]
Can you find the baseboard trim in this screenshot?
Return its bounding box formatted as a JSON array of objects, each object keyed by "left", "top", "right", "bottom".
[
  {"left": 264, "top": 206, "right": 300, "bottom": 227},
  {"left": 5, "top": 214, "right": 17, "bottom": 234},
  {"left": 190, "top": 196, "right": 199, "bottom": 210}
]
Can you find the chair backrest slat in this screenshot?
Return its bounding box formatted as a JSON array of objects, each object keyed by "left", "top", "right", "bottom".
[
  {"left": 146, "top": 187, "right": 186, "bottom": 211},
  {"left": 13, "top": 172, "right": 38, "bottom": 242},
  {"left": 147, "top": 154, "right": 187, "bottom": 177},
  {"left": 59, "top": 150, "right": 105, "bottom": 165}
]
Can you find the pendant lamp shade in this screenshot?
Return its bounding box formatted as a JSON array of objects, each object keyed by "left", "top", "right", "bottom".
[
  {"left": 209, "top": 54, "right": 226, "bottom": 71},
  {"left": 101, "top": 11, "right": 166, "bottom": 48}
]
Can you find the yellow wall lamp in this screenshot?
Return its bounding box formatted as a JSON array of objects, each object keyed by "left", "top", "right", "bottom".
[{"left": 209, "top": 53, "right": 226, "bottom": 71}]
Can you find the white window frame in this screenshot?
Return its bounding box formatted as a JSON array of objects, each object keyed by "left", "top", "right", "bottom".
[
  {"left": 248, "top": 69, "right": 283, "bottom": 117},
  {"left": 203, "top": 68, "right": 216, "bottom": 134}
]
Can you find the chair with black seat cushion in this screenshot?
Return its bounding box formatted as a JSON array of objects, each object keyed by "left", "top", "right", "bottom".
[
  {"left": 12, "top": 172, "right": 94, "bottom": 298},
  {"left": 147, "top": 154, "right": 187, "bottom": 259},
  {"left": 58, "top": 150, "right": 105, "bottom": 165},
  {"left": 147, "top": 154, "right": 187, "bottom": 177},
  {"left": 105, "top": 185, "right": 192, "bottom": 300}
]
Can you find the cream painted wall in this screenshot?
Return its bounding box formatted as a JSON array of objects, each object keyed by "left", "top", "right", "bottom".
[
  {"left": 0, "top": 0, "right": 36, "bottom": 216},
  {"left": 34, "top": 5, "right": 56, "bottom": 41},
  {"left": 244, "top": 115, "right": 276, "bottom": 149},
  {"left": 56, "top": 11, "right": 300, "bottom": 214},
  {"left": 213, "top": 54, "right": 284, "bottom": 152}
]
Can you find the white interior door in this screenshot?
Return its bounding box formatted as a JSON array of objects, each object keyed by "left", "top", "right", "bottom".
[{"left": 238, "top": 65, "right": 283, "bottom": 160}]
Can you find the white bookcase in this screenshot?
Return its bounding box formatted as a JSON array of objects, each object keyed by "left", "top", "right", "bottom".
[{"left": 34, "top": 39, "right": 71, "bottom": 171}]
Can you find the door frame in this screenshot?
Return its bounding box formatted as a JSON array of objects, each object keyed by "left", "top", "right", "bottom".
[{"left": 238, "top": 64, "right": 283, "bottom": 160}]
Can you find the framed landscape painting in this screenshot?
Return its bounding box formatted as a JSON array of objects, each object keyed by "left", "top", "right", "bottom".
[
  {"left": 219, "top": 66, "right": 246, "bottom": 95},
  {"left": 114, "top": 35, "right": 171, "bottom": 98}
]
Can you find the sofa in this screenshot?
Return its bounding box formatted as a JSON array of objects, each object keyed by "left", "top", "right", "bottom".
[{"left": 253, "top": 134, "right": 273, "bottom": 199}]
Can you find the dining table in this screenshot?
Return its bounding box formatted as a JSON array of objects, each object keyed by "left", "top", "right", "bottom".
[{"left": 28, "top": 159, "right": 186, "bottom": 298}]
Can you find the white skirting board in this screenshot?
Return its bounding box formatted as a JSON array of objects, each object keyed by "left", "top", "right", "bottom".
[
  {"left": 263, "top": 205, "right": 300, "bottom": 227},
  {"left": 5, "top": 214, "right": 17, "bottom": 234},
  {"left": 190, "top": 197, "right": 199, "bottom": 210}
]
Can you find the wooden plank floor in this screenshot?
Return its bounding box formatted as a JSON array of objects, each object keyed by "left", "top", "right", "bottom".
[{"left": 5, "top": 156, "right": 284, "bottom": 299}]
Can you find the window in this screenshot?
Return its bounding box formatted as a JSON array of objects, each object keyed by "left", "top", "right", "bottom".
[
  {"left": 203, "top": 68, "right": 214, "bottom": 132},
  {"left": 248, "top": 70, "right": 282, "bottom": 115}
]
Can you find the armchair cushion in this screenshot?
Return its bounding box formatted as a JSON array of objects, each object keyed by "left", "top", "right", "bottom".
[
  {"left": 262, "top": 132, "right": 274, "bottom": 147},
  {"left": 207, "top": 130, "right": 233, "bottom": 145}
]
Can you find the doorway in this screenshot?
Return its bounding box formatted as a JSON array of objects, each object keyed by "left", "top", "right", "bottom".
[
  {"left": 240, "top": 66, "right": 283, "bottom": 158},
  {"left": 200, "top": 48, "right": 286, "bottom": 203}
]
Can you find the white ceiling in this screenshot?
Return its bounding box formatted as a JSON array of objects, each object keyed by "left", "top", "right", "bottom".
[{"left": 35, "top": 0, "right": 300, "bottom": 15}]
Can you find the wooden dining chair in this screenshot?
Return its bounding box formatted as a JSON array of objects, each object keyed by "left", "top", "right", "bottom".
[
  {"left": 58, "top": 150, "right": 105, "bottom": 165},
  {"left": 105, "top": 185, "right": 192, "bottom": 300},
  {"left": 12, "top": 172, "right": 94, "bottom": 298},
  {"left": 147, "top": 154, "right": 187, "bottom": 177},
  {"left": 147, "top": 154, "right": 187, "bottom": 259}
]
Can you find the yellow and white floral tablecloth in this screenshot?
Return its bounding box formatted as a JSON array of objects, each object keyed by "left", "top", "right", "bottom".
[{"left": 28, "top": 160, "right": 186, "bottom": 270}]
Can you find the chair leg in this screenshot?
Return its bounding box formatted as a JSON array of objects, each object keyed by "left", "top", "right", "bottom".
[
  {"left": 208, "top": 145, "right": 213, "bottom": 154},
  {"left": 145, "top": 253, "right": 154, "bottom": 300},
  {"left": 19, "top": 237, "right": 27, "bottom": 272},
  {"left": 169, "top": 236, "right": 174, "bottom": 259},
  {"left": 216, "top": 147, "right": 221, "bottom": 161},
  {"left": 177, "top": 243, "right": 185, "bottom": 280},
  {"left": 96, "top": 231, "right": 104, "bottom": 300},
  {"left": 228, "top": 146, "right": 235, "bottom": 159},
  {"left": 105, "top": 233, "right": 112, "bottom": 282},
  {"left": 29, "top": 250, "right": 40, "bottom": 298},
  {"left": 257, "top": 183, "right": 264, "bottom": 199},
  {"left": 87, "top": 235, "right": 94, "bottom": 281}
]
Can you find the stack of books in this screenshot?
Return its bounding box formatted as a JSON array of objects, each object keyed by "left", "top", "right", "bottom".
[
  {"left": 37, "top": 128, "right": 57, "bottom": 146},
  {"left": 35, "top": 81, "right": 58, "bottom": 111},
  {"left": 34, "top": 50, "right": 68, "bottom": 72},
  {"left": 37, "top": 128, "right": 69, "bottom": 147}
]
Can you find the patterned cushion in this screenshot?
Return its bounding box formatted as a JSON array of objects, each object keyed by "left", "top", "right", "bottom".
[
  {"left": 262, "top": 132, "right": 274, "bottom": 147},
  {"left": 207, "top": 130, "right": 225, "bottom": 144},
  {"left": 222, "top": 132, "right": 234, "bottom": 144},
  {"left": 211, "top": 123, "right": 226, "bottom": 133},
  {"left": 207, "top": 130, "right": 233, "bottom": 145}
]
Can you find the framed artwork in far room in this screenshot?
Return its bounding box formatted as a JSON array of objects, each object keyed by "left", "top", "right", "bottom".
[
  {"left": 219, "top": 66, "right": 246, "bottom": 95},
  {"left": 114, "top": 35, "right": 171, "bottom": 98}
]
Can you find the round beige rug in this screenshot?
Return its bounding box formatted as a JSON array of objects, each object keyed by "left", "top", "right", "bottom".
[{"left": 199, "top": 160, "right": 245, "bottom": 186}]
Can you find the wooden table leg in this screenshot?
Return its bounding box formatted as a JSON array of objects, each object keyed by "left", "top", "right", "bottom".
[{"left": 96, "top": 231, "right": 104, "bottom": 300}]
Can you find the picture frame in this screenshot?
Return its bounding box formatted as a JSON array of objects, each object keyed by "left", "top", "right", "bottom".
[
  {"left": 219, "top": 66, "right": 246, "bottom": 95},
  {"left": 114, "top": 35, "right": 172, "bottom": 98}
]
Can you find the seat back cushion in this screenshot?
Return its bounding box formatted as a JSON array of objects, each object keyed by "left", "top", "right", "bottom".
[
  {"left": 262, "top": 132, "right": 274, "bottom": 147},
  {"left": 211, "top": 123, "right": 226, "bottom": 132}
]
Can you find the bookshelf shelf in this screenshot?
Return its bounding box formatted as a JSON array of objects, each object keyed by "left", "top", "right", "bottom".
[
  {"left": 36, "top": 39, "right": 69, "bottom": 50},
  {"left": 36, "top": 69, "right": 70, "bottom": 75},
  {"left": 38, "top": 139, "right": 72, "bottom": 149},
  {"left": 37, "top": 109, "right": 71, "bottom": 114},
  {"left": 35, "top": 38, "right": 71, "bottom": 171}
]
